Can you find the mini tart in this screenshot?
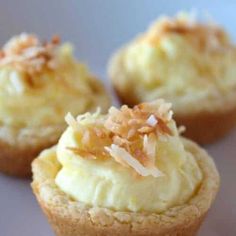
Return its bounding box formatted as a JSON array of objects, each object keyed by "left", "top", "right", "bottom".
[
  {"left": 0, "top": 33, "right": 110, "bottom": 177},
  {"left": 32, "top": 100, "right": 219, "bottom": 236},
  {"left": 108, "top": 13, "right": 236, "bottom": 144}
]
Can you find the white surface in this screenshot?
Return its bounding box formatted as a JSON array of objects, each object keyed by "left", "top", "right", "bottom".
[{"left": 0, "top": 1, "right": 236, "bottom": 235}]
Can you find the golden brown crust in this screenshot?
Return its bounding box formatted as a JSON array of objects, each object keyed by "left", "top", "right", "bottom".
[
  {"left": 31, "top": 138, "right": 220, "bottom": 236},
  {"left": 0, "top": 124, "right": 65, "bottom": 177},
  {"left": 174, "top": 105, "right": 236, "bottom": 144}
]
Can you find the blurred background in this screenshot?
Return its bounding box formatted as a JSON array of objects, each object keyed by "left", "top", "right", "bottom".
[
  {"left": 0, "top": 0, "right": 236, "bottom": 76},
  {"left": 0, "top": 1, "right": 235, "bottom": 236}
]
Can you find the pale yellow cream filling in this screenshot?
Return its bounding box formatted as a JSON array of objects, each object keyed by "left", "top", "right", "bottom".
[
  {"left": 118, "top": 15, "right": 236, "bottom": 113},
  {"left": 0, "top": 44, "right": 108, "bottom": 127},
  {"left": 54, "top": 117, "right": 202, "bottom": 213}
]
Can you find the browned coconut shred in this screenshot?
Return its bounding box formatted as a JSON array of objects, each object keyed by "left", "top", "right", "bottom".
[
  {"left": 143, "top": 15, "right": 231, "bottom": 52},
  {"left": 65, "top": 100, "right": 174, "bottom": 177},
  {"left": 0, "top": 33, "right": 60, "bottom": 78}
]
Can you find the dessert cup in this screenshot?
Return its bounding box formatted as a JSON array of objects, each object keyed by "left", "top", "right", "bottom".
[
  {"left": 108, "top": 13, "right": 236, "bottom": 144},
  {"left": 0, "top": 33, "right": 110, "bottom": 177},
  {"left": 32, "top": 100, "right": 219, "bottom": 236}
]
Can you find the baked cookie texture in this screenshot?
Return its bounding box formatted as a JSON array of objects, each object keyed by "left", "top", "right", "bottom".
[
  {"left": 108, "top": 13, "right": 236, "bottom": 144},
  {"left": 0, "top": 33, "right": 110, "bottom": 177},
  {"left": 32, "top": 100, "right": 219, "bottom": 236},
  {"left": 0, "top": 125, "right": 64, "bottom": 177}
]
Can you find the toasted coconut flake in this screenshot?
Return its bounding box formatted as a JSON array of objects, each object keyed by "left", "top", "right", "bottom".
[
  {"left": 0, "top": 33, "right": 60, "bottom": 77},
  {"left": 94, "top": 127, "right": 106, "bottom": 138},
  {"left": 133, "top": 148, "right": 149, "bottom": 166},
  {"left": 76, "top": 112, "right": 90, "bottom": 122},
  {"left": 143, "top": 134, "right": 156, "bottom": 166},
  {"left": 66, "top": 147, "right": 97, "bottom": 160},
  {"left": 157, "top": 119, "right": 173, "bottom": 135},
  {"left": 104, "top": 146, "right": 129, "bottom": 167},
  {"left": 138, "top": 126, "right": 154, "bottom": 134},
  {"left": 146, "top": 114, "right": 158, "bottom": 127},
  {"left": 76, "top": 107, "right": 101, "bottom": 123},
  {"left": 81, "top": 130, "right": 90, "bottom": 145},
  {"left": 128, "top": 119, "right": 140, "bottom": 126},
  {"left": 157, "top": 102, "right": 173, "bottom": 122},
  {"left": 113, "top": 135, "right": 130, "bottom": 147},
  {"left": 105, "top": 144, "right": 164, "bottom": 177},
  {"left": 65, "top": 113, "right": 81, "bottom": 131},
  {"left": 105, "top": 100, "right": 173, "bottom": 140},
  {"left": 127, "top": 128, "right": 136, "bottom": 139}
]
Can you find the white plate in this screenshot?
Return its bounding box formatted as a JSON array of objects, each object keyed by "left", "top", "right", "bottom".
[{"left": 0, "top": 1, "right": 236, "bottom": 235}]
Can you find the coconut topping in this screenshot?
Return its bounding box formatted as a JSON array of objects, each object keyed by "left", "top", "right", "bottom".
[
  {"left": 146, "top": 114, "right": 158, "bottom": 127},
  {"left": 0, "top": 33, "right": 60, "bottom": 76},
  {"left": 142, "top": 14, "right": 230, "bottom": 52},
  {"left": 65, "top": 100, "right": 174, "bottom": 177}
]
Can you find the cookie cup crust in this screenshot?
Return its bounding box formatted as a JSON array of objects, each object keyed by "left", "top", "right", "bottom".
[
  {"left": 31, "top": 138, "right": 219, "bottom": 236},
  {"left": 174, "top": 105, "right": 236, "bottom": 144},
  {"left": 108, "top": 48, "right": 236, "bottom": 144},
  {"left": 0, "top": 124, "right": 65, "bottom": 177}
]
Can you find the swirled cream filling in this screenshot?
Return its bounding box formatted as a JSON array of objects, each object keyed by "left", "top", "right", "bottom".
[
  {"left": 115, "top": 13, "right": 236, "bottom": 113},
  {"left": 54, "top": 100, "right": 202, "bottom": 213},
  {"left": 0, "top": 33, "right": 109, "bottom": 127}
]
